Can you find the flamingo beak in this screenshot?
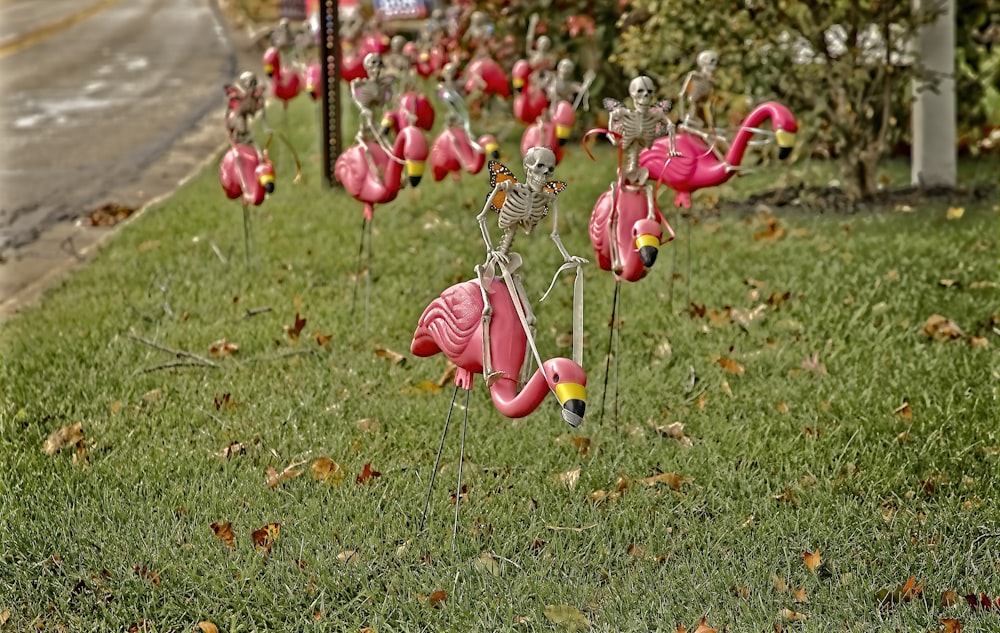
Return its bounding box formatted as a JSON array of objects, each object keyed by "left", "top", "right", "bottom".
[
  {"left": 555, "top": 124, "right": 571, "bottom": 146},
  {"left": 513, "top": 77, "right": 525, "bottom": 93},
  {"left": 555, "top": 382, "right": 587, "bottom": 428},
  {"left": 264, "top": 62, "right": 274, "bottom": 77},
  {"left": 776, "top": 129, "right": 796, "bottom": 159},
  {"left": 406, "top": 160, "right": 425, "bottom": 187},
  {"left": 635, "top": 234, "right": 659, "bottom": 268},
  {"left": 380, "top": 114, "right": 396, "bottom": 137},
  {"left": 484, "top": 141, "right": 500, "bottom": 160},
  {"left": 260, "top": 173, "right": 275, "bottom": 194}
]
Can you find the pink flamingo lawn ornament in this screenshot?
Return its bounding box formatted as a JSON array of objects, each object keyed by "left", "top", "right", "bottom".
[
  {"left": 639, "top": 101, "right": 798, "bottom": 209},
  {"left": 519, "top": 100, "right": 575, "bottom": 164},
  {"left": 639, "top": 100, "right": 797, "bottom": 305},
  {"left": 262, "top": 46, "right": 301, "bottom": 111},
  {"left": 219, "top": 142, "right": 275, "bottom": 264},
  {"left": 335, "top": 124, "right": 429, "bottom": 314},
  {"left": 304, "top": 61, "right": 321, "bottom": 100},
  {"left": 411, "top": 276, "right": 587, "bottom": 543}
]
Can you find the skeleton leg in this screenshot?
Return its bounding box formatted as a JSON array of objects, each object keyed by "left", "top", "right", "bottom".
[
  {"left": 509, "top": 271, "right": 537, "bottom": 386},
  {"left": 474, "top": 263, "right": 504, "bottom": 385},
  {"left": 608, "top": 181, "right": 622, "bottom": 274}
]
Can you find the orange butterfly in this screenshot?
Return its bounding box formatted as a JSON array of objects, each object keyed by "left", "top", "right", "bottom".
[
  {"left": 485, "top": 160, "right": 567, "bottom": 214},
  {"left": 252, "top": 522, "right": 280, "bottom": 553}
]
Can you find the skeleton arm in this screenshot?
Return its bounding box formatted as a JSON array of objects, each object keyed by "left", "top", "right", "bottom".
[
  {"left": 477, "top": 185, "right": 509, "bottom": 264},
  {"left": 548, "top": 197, "right": 587, "bottom": 264},
  {"left": 526, "top": 13, "right": 540, "bottom": 56}
]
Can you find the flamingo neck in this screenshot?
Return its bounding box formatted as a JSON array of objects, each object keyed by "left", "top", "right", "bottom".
[
  {"left": 488, "top": 368, "right": 551, "bottom": 419},
  {"left": 727, "top": 102, "right": 784, "bottom": 168},
  {"left": 452, "top": 129, "right": 479, "bottom": 171}
]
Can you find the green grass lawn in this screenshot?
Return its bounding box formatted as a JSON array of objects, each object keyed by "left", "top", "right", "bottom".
[{"left": 1, "top": 92, "right": 998, "bottom": 632}]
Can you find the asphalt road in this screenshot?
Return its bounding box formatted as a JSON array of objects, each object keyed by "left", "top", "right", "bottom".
[{"left": 0, "top": 0, "right": 245, "bottom": 314}]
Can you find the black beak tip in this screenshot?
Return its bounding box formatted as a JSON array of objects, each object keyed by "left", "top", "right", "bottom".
[
  {"left": 779, "top": 146, "right": 793, "bottom": 160},
  {"left": 557, "top": 137, "right": 568, "bottom": 147},
  {"left": 490, "top": 150, "right": 500, "bottom": 160},
  {"left": 264, "top": 182, "right": 275, "bottom": 194},
  {"left": 409, "top": 175, "right": 422, "bottom": 187},
  {"left": 562, "top": 399, "right": 586, "bottom": 428},
  {"left": 639, "top": 245, "right": 658, "bottom": 268}
]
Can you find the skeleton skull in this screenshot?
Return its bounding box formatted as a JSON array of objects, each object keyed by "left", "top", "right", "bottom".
[
  {"left": 238, "top": 71, "right": 258, "bottom": 92},
  {"left": 697, "top": 50, "right": 719, "bottom": 74},
  {"left": 556, "top": 58, "right": 574, "bottom": 78},
  {"left": 628, "top": 76, "right": 656, "bottom": 110},
  {"left": 391, "top": 35, "right": 406, "bottom": 53},
  {"left": 536, "top": 35, "right": 551, "bottom": 52},
  {"left": 363, "top": 52, "right": 383, "bottom": 77},
  {"left": 523, "top": 146, "right": 556, "bottom": 190}
]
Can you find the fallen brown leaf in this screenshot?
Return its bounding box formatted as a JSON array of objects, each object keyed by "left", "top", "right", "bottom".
[
  {"left": 781, "top": 608, "right": 807, "bottom": 622},
  {"left": 314, "top": 331, "right": 333, "bottom": 346},
  {"left": 643, "top": 472, "right": 691, "bottom": 490},
  {"left": 311, "top": 457, "right": 345, "bottom": 485},
  {"left": 375, "top": 348, "right": 406, "bottom": 365},
  {"left": 923, "top": 314, "right": 964, "bottom": 341},
  {"left": 803, "top": 549, "right": 821, "bottom": 572},
  {"left": 252, "top": 523, "right": 280, "bottom": 553},
  {"left": 894, "top": 401, "right": 913, "bottom": 421},
  {"left": 208, "top": 338, "right": 239, "bottom": 356},
  {"left": 716, "top": 356, "right": 745, "bottom": 375},
  {"left": 43, "top": 422, "right": 85, "bottom": 455},
  {"left": 133, "top": 564, "right": 160, "bottom": 586},
  {"left": 284, "top": 312, "right": 307, "bottom": 341},
  {"left": 428, "top": 590, "right": 447, "bottom": 608},
  {"left": 266, "top": 460, "right": 307, "bottom": 488},
  {"left": 554, "top": 469, "right": 581, "bottom": 490},
  {"left": 196, "top": 622, "right": 219, "bottom": 633},
  {"left": 356, "top": 462, "right": 382, "bottom": 484},
  {"left": 210, "top": 521, "right": 235, "bottom": 548}
]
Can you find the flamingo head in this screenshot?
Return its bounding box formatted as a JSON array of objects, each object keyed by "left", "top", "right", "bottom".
[
  {"left": 766, "top": 103, "right": 799, "bottom": 160},
  {"left": 541, "top": 358, "right": 587, "bottom": 428},
  {"left": 262, "top": 47, "right": 279, "bottom": 77},
  {"left": 399, "top": 126, "right": 429, "bottom": 187},
  {"left": 776, "top": 126, "right": 797, "bottom": 160},
  {"left": 632, "top": 218, "right": 663, "bottom": 269},
  {"left": 380, "top": 111, "right": 398, "bottom": 138},
  {"left": 512, "top": 59, "right": 530, "bottom": 93},
  {"left": 256, "top": 151, "right": 275, "bottom": 194},
  {"left": 478, "top": 134, "right": 500, "bottom": 160}
]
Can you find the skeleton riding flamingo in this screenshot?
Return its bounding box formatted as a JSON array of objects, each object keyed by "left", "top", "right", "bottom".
[
  {"left": 411, "top": 277, "right": 587, "bottom": 542},
  {"left": 262, "top": 47, "right": 301, "bottom": 119}
]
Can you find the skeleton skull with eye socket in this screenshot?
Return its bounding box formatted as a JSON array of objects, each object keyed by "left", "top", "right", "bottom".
[
  {"left": 697, "top": 50, "right": 719, "bottom": 75},
  {"left": 363, "top": 52, "right": 383, "bottom": 78},
  {"left": 628, "top": 76, "right": 656, "bottom": 111},
  {"left": 523, "top": 146, "right": 556, "bottom": 191}
]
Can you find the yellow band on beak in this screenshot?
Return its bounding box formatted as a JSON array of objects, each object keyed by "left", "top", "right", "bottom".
[
  {"left": 260, "top": 174, "right": 275, "bottom": 185},
  {"left": 513, "top": 78, "right": 525, "bottom": 89},
  {"left": 556, "top": 124, "right": 571, "bottom": 140},
  {"left": 406, "top": 160, "right": 425, "bottom": 177},
  {"left": 483, "top": 142, "right": 499, "bottom": 155},
  {"left": 775, "top": 129, "right": 796, "bottom": 149},
  {"left": 264, "top": 63, "right": 274, "bottom": 74},
  {"left": 635, "top": 234, "right": 659, "bottom": 250},
  {"left": 555, "top": 382, "right": 586, "bottom": 405}
]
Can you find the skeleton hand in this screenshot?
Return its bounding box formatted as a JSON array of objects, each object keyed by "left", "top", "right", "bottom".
[
  {"left": 564, "top": 254, "right": 589, "bottom": 265},
  {"left": 487, "top": 249, "right": 510, "bottom": 267}
]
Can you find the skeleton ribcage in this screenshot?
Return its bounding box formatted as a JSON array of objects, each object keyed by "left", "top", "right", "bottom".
[{"left": 498, "top": 193, "right": 549, "bottom": 232}]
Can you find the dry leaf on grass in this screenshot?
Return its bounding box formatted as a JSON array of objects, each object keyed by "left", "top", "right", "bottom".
[
  {"left": 284, "top": 312, "right": 307, "bottom": 341},
  {"left": 252, "top": 523, "right": 280, "bottom": 553},
  {"left": 311, "top": 457, "right": 345, "bottom": 485},
  {"left": 43, "top": 422, "right": 85, "bottom": 455},
  {"left": 356, "top": 462, "right": 382, "bottom": 484},
  {"left": 554, "top": 469, "right": 581, "bottom": 490},
  {"left": 543, "top": 604, "right": 589, "bottom": 631},
  {"left": 210, "top": 521, "right": 235, "bottom": 548},
  {"left": 643, "top": 472, "right": 691, "bottom": 490},
  {"left": 196, "top": 622, "right": 219, "bottom": 633},
  {"left": 375, "top": 348, "right": 406, "bottom": 365},
  {"left": 923, "top": 314, "right": 964, "bottom": 341},
  {"left": 266, "top": 460, "right": 307, "bottom": 488},
  {"left": 427, "top": 590, "right": 447, "bottom": 608},
  {"left": 803, "top": 549, "right": 821, "bottom": 571},
  {"left": 133, "top": 564, "right": 160, "bottom": 586},
  {"left": 208, "top": 339, "right": 239, "bottom": 356}
]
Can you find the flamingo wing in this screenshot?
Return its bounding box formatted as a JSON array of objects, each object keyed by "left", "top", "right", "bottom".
[{"left": 411, "top": 280, "right": 484, "bottom": 361}]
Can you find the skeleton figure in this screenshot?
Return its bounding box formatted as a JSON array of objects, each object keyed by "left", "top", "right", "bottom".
[
  {"left": 679, "top": 50, "right": 719, "bottom": 130},
  {"left": 475, "top": 147, "right": 586, "bottom": 384},
  {"left": 384, "top": 35, "right": 414, "bottom": 92},
  {"left": 420, "top": 8, "right": 446, "bottom": 48},
  {"left": 438, "top": 62, "right": 466, "bottom": 127},
  {"left": 340, "top": 6, "right": 365, "bottom": 47},
  {"left": 225, "top": 71, "right": 266, "bottom": 145},
  {"left": 270, "top": 18, "right": 297, "bottom": 57},
  {"left": 524, "top": 13, "right": 556, "bottom": 94},
  {"left": 602, "top": 76, "right": 677, "bottom": 273},
  {"left": 464, "top": 11, "right": 494, "bottom": 58},
  {"left": 350, "top": 52, "right": 394, "bottom": 142},
  {"left": 606, "top": 76, "right": 676, "bottom": 187},
  {"left": 546, "top": 58, "right": 596, "bottom": 113}
]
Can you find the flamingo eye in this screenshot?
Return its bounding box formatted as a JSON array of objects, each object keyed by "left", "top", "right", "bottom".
[{"left": 552, "top": 373, "right": 560, "bottom": 383}]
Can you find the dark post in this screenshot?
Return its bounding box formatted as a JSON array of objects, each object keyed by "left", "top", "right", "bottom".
[{"left": 319, "top": 0, "right": 342, "bottom": 187}]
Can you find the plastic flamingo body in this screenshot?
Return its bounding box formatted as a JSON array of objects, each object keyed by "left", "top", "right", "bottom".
[
  {"left": 520, "top": 101, "right": 576, "bottom": 163},
  {"left": 412, "top": 278, "right": 587, "bottom": 424},
  {"left": 262, "top": 47, "right": 301, "bottom": 107},
  {"left": 512, "top": 60, "right": 548, "bottom": 125},
  {"left": 219, "top": 144, "right": 275, "bottom": 206},
  {"left": 429, "top": 127, "right": 499, "bottom": 181},
  {"left": 335, "top": 125, "right": 429, "bottom": 220},
  {"left": 382, "top": 91, "right": 435, "bottom": 134},
  {"left": 640, "top": 101, "right": 798, "bottom": 208},
  {"left": 413, "top": 46, "right": 446, "bottom": 78},
  {"left": 463, "top": 58, "right": 511, "bottom": 99},
  {"left": 342, "top": 42, "right": 366, "bottom": 81},
  {"left": 589, "top": 185, "right": 671, "bottom": 283}
]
